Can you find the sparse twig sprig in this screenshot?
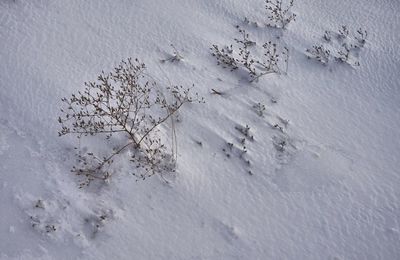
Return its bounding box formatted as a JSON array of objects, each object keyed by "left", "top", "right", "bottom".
[
  {"left": 58, "top": 58, "right": 203, "bottom": 187},
  {"left": 337, "top": 25, "right": 349, "bottom": 40},
  {"left": 210, "top": 44, "right": 238, "bottom": 71},
  {"left": 250, "top": 42, "right": 289, "bottom": 82},
  {"left": 306, "top": 44, "right": 331, "bottom": 65},
  {"left": 235, "top": 124, "right": 254, "bottom": 141},
  {"left": 265, "top": 0, "right": 296, "bottom": 29},
  {"left": 234, "top": 27, "right": 256, "bottom": 48},
  {"left": 211, "top": 26, "right": 289, "bottom": 82},
  {"left": 336, "top": 45, "right": 350, "bottom": 63},
  {"left": 234, "top": 27, "right": 258, "bottom": 79},
  {"left": 323, "top": 30, "right": 332, "bottom": 42},
  {"left": 222, "top": 124, "right": 254, "bottom": 175},
  {"left": 355, "top": 28, "right": 367, "bottom": 47},
  {"left": 307, "top": 26, "right": 368, "bottom": 67},
  {"left": 335, "top": 44, "right": 360, "bottom": 66},
  {"left": 253, "top": 102, "right": 266, "bottom": 117}
]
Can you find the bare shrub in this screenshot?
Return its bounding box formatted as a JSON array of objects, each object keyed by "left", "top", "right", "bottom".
[
  {"left": 58, "top": 58, "right": 203, "bottom": 187},
  {"left": 306, "top": 45, "right": 330, "bottom": 65},
  {"left": 253, "top": 102, "right": 266, "bottom": 117},
  {"left": 211, "top": 26, "right": 289, "bottom": 82},
  {"left": 307, "top": 26, "right": 367, "bottom": 67},
  {"left": 265, "top": 0, "right": 296, "bottom": 29},
  {"left": 354, "top": 28, "right": 367, "bottom": 47},
  {"left": 337, "top": 25, "right": 349, "bottom": 40}
]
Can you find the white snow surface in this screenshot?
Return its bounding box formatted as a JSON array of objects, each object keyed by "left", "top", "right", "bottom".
[{"left": 1, "top": 0, "right": 400, "bottom": 259}]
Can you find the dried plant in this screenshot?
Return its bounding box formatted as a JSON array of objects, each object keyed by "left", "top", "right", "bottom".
[
  {"left": 337, "top": 25, "right": 349, "bottom": 40},
  {"left": 58, "top": 58, "right": 203, "bottom": 187},
  {"left": 355, "top": 28, "right": 367, "bottom": 47},
  {"left": 211, "top": 26, "right": 289, "bottom": 82},
  {"left": 335, "top": 44, "right": 360, "bottom": 66},
  {"left": 265, "top": 0, "right": 296, "bottom": 29},
  {"left": 253, "top": 102, "right": 266, "bottom": 117},
  {"left": 336, "top": 45, "right": 351, "bottom": 62},
  {"left": 210, "top": 44, "right": 238, "bottom": 71},
  {"left": 323, "top": 30, "right": 332, "bottom": 42},
  {"left": 235, "top": 124, "right": 254, "bottom": 141},
  {"left": 306, "top": 45, "right": 331, "bottom": 65},
  {"left": 221, "top": 124, "right": 254, "bottom": 175},
  {"left": 307, "top": 26, "right": 367, "bottom": 66}
]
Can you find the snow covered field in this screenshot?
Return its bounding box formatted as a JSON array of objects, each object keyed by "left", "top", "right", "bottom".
[{"left": 1, "top": 0, "right": 399, "bottom": 259}]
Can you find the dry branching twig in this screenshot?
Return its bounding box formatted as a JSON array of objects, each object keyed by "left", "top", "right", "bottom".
[
  {"left": 265, "top": 0, "right": 296, "bottom": 29},
  {"left": 211, "top": 26, "right": 289, "bottom": 82},
  {"left": 58, "top": 58, "right": 203, "bottom": 187}
]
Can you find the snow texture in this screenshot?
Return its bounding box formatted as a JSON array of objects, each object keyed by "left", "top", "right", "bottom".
[{"left": 1, "top": 0, "right": 400, "bottom": 259}]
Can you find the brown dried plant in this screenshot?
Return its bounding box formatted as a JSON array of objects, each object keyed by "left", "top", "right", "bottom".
[
  {"left": 58, "top": 58, "right": 203, "bottom": 187},
  {"left": 211, "top": 26, "right": 289, "bottom": 82}
]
